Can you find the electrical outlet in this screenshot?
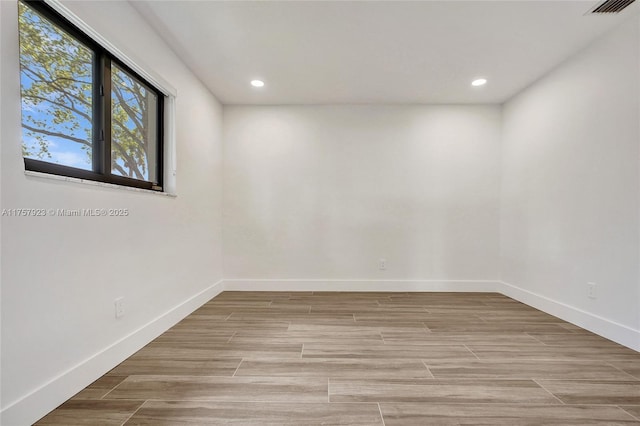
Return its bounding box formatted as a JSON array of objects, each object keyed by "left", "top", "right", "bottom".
[
  {"left": 114, "top": 297, "right": 125, "bottom": 318},
  {"left": 378, "top": 258, "right": 387, "bottom": 270},
  {"left": 587, "top": 282, "right": 596, "bottom": 299}
]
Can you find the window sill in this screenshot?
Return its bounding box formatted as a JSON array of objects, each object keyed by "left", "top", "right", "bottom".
[{"left": 25, "top": 170, "right": 177, "bottom": 198}]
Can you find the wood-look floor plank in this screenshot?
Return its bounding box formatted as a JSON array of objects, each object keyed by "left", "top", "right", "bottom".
[
  {"left": 176, "top": 313, "right": 231, "bottom": 321},
  {"left": 133, "top": 342, "right": 303, "bottom": 359},
  {"left": 232, "top": 329, "right": 383, "bottom": 340},
  {"left": 124, "top": 401, "right": 383, "bottom": 425},
  {"left": 105, "top": 376, "right": 328, "bottom": 402},
  {"left": 197, "top": 305, "right": 312, "bottom": 314},
  {"left": 142, "top": 340, "right": 233, "bottom": 351},
  {"left": 158, "top": 329, "right": 235, "bottom": 338},
  {"left": 278, "top": 301, "right": 384, "bottom": 308},
  {"left": 475, "top": 309, "right": 562, "bottom": 318},
  {"left": 288, "top": 322, "right": 427, "bottom": 334},
  {"left": 272, "top": 298, "right": 382, "bottom": 307},
  {"left": 229, "top": 334, "right": 385, "bottom": 346},
  {"left": 476, "top": 315, "right": 567, "bottom": 324},
  {"left": 355, "top": 313, "right": 484, "bottom": 323},
  {"left": 204, "top": 300, "right": 273, "bottom": 307},
  {"left": 35, "top": 400, "right": 144, "bottom": 425},
  {"left": 107, "top": 357, "right": 242, "bottom": 376},
  {"left": 527, "top": 332, "right": 628, "bottom": 347},
  {"left": 287, "top": 296, "right": 383, "bottom": 302},
  {"left": 171, "top": 320, "right": 291, "bottom": 332},
  {"left": 381, "top": 331, "right": 542, "bottom": 346},
  {"left": 68, "top": 375, "right": 128, "bottom": 400},
  {"left": 467, "top": 344, "right": 640, "bottom": 361},
  {"left": 537, "top": 380, "right": 640, "bottom": 405},
  {"left": 214, "top": 291, "right": 306, "bottom": 300},
  {"left": 426, "top": 360, "right": 634, "bottom": 380},
  {"left": 330, "top": 378, "right": 559, "bottom": 403},
  {"left": 227, "top": 313, "right": 356, "bottom": 324},
  {"left": 424, "top": 322, "right": 576, "bottom": 333},
  {"left": 153, "top": 331, "right": 234, "bottom": 342},
  {"left": 235, "top": 358, "right": 431, "bottom": 379},
  {"left": 302, "top": 343, "right": 475, "bottom": 360},
  {"left": 425, "top": 305, "right": 542, "bottom": 314},
  {"left": 379, "top": 403, "right": 640, "bottom": 425},
  {"left": 376, "top": 303, "right": 451, "bottom": 309},
  {"left": 385, "top": 294, "right": 493, "bottom": 304},
  {"left": 314, "top": 291, "right": 406, "bottom": 297},
  {"left": 311, "top": 306, "right": 428, "bottom": 314}
]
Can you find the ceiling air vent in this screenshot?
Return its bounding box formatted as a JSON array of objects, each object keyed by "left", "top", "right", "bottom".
[{"left": 589, "top": 0, "right": 635, "bottom": 14}]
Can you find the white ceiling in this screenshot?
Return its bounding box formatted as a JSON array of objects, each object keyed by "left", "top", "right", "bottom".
[{"left": 131, "top": 0, "right": 639, "bottom": 105}]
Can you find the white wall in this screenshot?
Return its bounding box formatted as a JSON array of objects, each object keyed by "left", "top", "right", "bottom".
[
  {"left": 223, "top": 106, "right": 502, "bottom": 285},
  {"left": 500, "top": 16, "right": 640, "bottom": 349},
  {"left": 0, "top": 1, "right": 224, "bottom": 424}
]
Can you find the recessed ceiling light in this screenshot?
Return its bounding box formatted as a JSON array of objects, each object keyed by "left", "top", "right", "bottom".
[
  {"left": 251, "top": 80, "right": 265, "bottom": 88},
  {"left": 471, "top": 78, "right": 487, "bottom": 87}
]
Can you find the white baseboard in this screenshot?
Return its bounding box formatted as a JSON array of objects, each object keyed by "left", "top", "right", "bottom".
[
  {"left": 1, "top": 280, "right": 225, "bottom": 426},
  {"left": 223, "top": 279, "right": 501, "bottom": 293},
  {"left": 498, "top": 280, "right": 640, "bottom": 352}
]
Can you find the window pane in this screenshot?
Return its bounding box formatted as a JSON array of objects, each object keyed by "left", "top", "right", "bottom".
[
  {"left": 18, "top": 1, "right": 93, "bottom": 170},
  {"left": 111, "top": 64, "right": 158, "bottom": 183}
]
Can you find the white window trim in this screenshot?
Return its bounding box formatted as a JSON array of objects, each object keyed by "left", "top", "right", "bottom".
[{"left": 43, "top": 0, "right": 176, "bottom": 97}]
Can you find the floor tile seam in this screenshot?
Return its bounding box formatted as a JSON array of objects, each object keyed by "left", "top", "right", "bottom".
[
  {"left": 618, "top": 406, "right": 640, "bottom": 421},
  {"left": 101, "top": 378, "right": 131, "bottom": 400},
  {"left": 420, "top": 360, "right": 435, "bottom": 379},
  {"left": 532, "top": 378, "right": 566, "bottom": 405},
  {"left": 606, "top": 363, "right": 640, "bottom": 381},
  {"left": 377, "top": 402, "right": 386, "bottom": 426},
  {"left": 231, "top": 359, "right": 244, "bottom": 377},
  {"left": 463, "top": 344, "right": 481, "bottom": 360},
  {"left": 118, "top": 400, "right": 146, "bottom": 426}
]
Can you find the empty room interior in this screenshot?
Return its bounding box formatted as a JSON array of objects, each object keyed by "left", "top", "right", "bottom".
[{"left": 2, "top": 0, "right": 640, "bottom": 424}]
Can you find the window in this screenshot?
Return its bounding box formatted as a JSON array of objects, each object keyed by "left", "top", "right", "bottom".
[{"left": 18, "top": 0, "right": 164, "bottom": 191}]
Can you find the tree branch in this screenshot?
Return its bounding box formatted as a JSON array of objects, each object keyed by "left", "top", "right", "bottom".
[
  {"left": 112, "top": 120, "right": 147, "bottom": 155},
  {"left": 111, "top": 142, "right": 145, "bottom": 180},
  {"left": 23, "top": 94, "right": 91, "bottom": 122},
  {"left": 22, "top": 66, "right": 91, "bottom": 107},
  {"left": 111, "top": 162, "right": 128, "bottom": 177},
  {"left": 112, "top": 82, "right": 144, "bottom": 131},
  {"left": 22, "top": 123, "right": 91, "bottom": 147}
]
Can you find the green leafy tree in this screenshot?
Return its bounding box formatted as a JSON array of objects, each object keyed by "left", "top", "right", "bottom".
[{"left": 18, "top": 2, "right": 153, "bottom": 180}]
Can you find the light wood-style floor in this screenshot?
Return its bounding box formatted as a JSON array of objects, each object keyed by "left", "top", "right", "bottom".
[{"left": 37, "top": 292, "right": 640, "bottom": 425}]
